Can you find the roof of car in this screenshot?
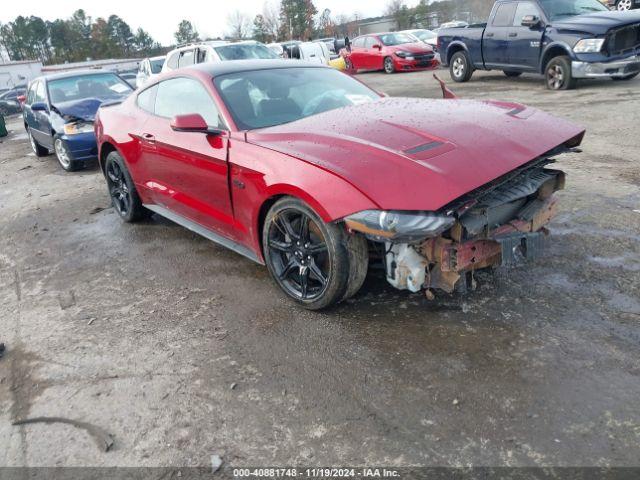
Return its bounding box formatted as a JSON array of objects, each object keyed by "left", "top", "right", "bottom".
[
  {"left": 38, "top": 69, "right": 123, "bottom": 82},
  {"left": 191, "top": 59, "right": 326, "bottom": 77}
]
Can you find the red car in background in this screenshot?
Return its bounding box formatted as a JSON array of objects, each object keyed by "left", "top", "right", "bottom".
[
  {"left": 345, "top": 32, "right": 439, "bottom": 73},
  {"left": 96, "top": 60, "right": 584, "bottom": 309}
]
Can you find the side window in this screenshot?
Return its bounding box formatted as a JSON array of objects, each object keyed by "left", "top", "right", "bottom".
[
  {"left": 137, "top": 84, "right": 158, "bottom": 113},
  {"left": 155, "top": 77, "right": 221, "bottom": 128},
  {"left": 513, "top": 2, "right": 541, "bottom": 25},
  {"left": 196, "top": 48, "right": 207, "bottom": 64},
  {"left": 364, "top": 37, "right": 377, "bottom": 48},
  {"left": 178, "top": 49, "right": 195, "bottom": 67},
  {"left": 352, "top": 37, "right": 366, "bottom": 48},
  {"left": 35, "top": 82, "right": 47, "bottom": 103},
  {"left": 492, "top": 2, "right": 517, "bottom": 27},
  {"left": 166, "top": 52, "right": 179, "bottom": 70}
]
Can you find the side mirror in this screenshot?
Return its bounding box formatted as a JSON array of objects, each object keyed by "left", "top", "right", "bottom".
[
  {"left": 170, "top": 113, "right": 223, "bottom": 135},
  {"left": 521, "top": 15, "right": 541, "bottom": 28},
  {"left": 31, "top": 102, "right": 48, "bottom": 112},
  {"left": 373, "top": 44, "right": 382, "bottom": 50}
]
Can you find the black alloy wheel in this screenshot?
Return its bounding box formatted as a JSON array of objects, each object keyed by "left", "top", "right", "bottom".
[
  {"left": 106, "top": 159, "right": 131, "bottom": 217},
  {"left": 263, "top": 197, "right": 351, "bottom": 309},
  {"left": 104, "top": 151, "right": 149, "bottom": 222}
]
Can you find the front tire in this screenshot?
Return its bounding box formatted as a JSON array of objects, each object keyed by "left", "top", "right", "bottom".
[
  {"left": 545, "top": 56, "right": 577, "bottom": 90},
  {"left": 104, "top": 151, "right": 149, "bottom": 222},
  {"left": 54, "top": 137, "right": 80, "bottom": 171},
  {"left": 616, "top": 0, "right": 633, "bottom": 10},
  {"left": 28, "top": 128, "right": 49, "bottom": 157},
  {"left": 383, "top": 56, "right": 395, "bottom": 74},
  {"left": 450, "top": 51, "right": 473, "bottom": 82},
  {"left": 263, "top": 197, "right": 350, "bottom": 310},
  {"left": 345, "top": 57, "right": 356, "bottom": 73}
]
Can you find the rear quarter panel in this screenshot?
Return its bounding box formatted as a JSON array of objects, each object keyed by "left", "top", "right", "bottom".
[
  {"left": 439, "top": 26, "right": 486, "bottom": 66},
  {"left": 96, "top": 99, "right": 151, "bottom": 203}
]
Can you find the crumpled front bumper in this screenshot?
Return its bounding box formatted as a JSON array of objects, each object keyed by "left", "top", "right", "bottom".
[
  {"left": 416, "top": 195, "right": 559, "bottom": 293},
  {"left": 572, "top": 54, "right": 640, "bottom": 78}
]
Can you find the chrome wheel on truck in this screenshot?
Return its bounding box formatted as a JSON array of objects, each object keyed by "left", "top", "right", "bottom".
[
  {"left": 545, "top": 56, "right": 577, "bottom": 90},
  {"left": 449, "top": 51, "right": 473, "bottom": 82}
]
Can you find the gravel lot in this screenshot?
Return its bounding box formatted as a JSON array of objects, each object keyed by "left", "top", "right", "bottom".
[{"left": 1, "top": 69, "right": 639, "bottom": 469}]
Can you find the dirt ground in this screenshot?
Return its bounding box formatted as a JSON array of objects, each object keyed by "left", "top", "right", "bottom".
[{"left": 1, "top": 69, "right": 639, "bottom": 469}]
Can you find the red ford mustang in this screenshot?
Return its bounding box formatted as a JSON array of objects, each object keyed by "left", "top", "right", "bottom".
[{"left": 95, "top": 60, "right": 585, "bottom": 309}]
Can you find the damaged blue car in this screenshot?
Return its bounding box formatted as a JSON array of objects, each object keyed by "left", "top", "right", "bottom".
[{"left": 23, "top": 70, "right": 133, "bottom": 171}]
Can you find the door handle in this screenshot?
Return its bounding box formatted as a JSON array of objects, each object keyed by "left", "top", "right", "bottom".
[
  {"left": 486, "top": 32, "right": 494, "bottom": 38},
  {"left": 509, "top": 33, "right": 518, "bottom": 37},
  {"left": 141, "top": 133, "right": 155, "bottom": 143}
]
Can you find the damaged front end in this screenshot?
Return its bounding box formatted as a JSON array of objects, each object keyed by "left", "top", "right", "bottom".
[{"left": 344, "top": 149, "right": 571, "bottom": 295}]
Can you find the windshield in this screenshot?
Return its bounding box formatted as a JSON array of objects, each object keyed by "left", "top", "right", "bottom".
[
  {"left": 48, "top": 73, "right": 132, "bottom": 104},
  {"left": 378, "top": 33, "right": 416, "bottom": 46},
  {"left": 540, "top": 0, "right": 608, "bottom": 20},
  {"left": 150, "top": 59, "right": 164, "bottom": 73},
  {"left": 214, "top": 67, "right": 380, "bottom": 130},
  {"left": 214, "top": 44, "right": 279, "bottom": 61},
  {"left": 412, "top": 30, "right": 437, "bottom": 41}
]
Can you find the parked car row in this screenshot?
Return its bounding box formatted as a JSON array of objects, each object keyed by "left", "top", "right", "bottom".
[{"left": 0, "top": 86, "right": 26, "bottom": 115}]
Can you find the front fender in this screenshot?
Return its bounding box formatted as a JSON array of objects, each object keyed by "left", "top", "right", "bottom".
[
  {"left": 539, "top": 40, "right": 575, "bottom": 72},
  {"left": 228, "top": 140, "right": 379, "bottom": 260}
]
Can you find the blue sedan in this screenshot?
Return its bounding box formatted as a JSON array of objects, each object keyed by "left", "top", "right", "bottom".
[{"left": 23, "top": 70, "right": 133, "bottom": 171}]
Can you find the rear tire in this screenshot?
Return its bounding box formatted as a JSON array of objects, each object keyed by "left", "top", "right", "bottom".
[
  {"left": 503, "top": 70, "right": 522, "bottom": 77},
  {"left": 545, "top": 56, "right": 577, "bottom": 90},
  {"left": 384, "top": 56, "right": 395, "bottom": 74},
  {"left": 450, "top": 51, "right": 473, "bottom": 82},
  {"left": 104, "top": 151, "right": 149, "bottom": 222},
  {"left": 263, "top": 197, "right": 350, "bottom": 310},
  {"left": 27, "top": 128, "right": 49, "bottom": 157}
]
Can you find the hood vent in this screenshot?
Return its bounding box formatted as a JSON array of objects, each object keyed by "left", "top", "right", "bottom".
[{"left": 404, "top": 141, "right": 444, "bottom": 155}]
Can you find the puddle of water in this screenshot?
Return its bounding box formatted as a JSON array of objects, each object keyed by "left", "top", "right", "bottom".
[{"left": 588, "top": 255, "right": 640, "bottom": 272}]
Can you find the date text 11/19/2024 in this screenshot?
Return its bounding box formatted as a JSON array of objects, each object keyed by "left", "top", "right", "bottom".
[{"left": 233, "top": 468, "right": 400, "bottom": 477}]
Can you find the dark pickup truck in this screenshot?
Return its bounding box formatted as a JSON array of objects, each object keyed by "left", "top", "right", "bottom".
[{"left": 438, "top": 0, "right": 640, "bottom": 89}]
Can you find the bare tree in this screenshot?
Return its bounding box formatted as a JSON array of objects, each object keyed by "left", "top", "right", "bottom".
[
  {"left": 263, "top": 1, "right": 281, "bottom": 41},
  {"left": 227, "top": 10, "right": 252, "bottom": 39},
  {"left": 318, "top": 8, "right": 335, "bottom": 37},
  {"left": 385, "top": 0, "right": 412, "bottom": 29}
]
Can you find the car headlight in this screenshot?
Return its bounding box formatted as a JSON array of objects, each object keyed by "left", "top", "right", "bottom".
[
  {"left": 395, "top": 51, "right": 410, "bottom": 58},
  {"left": 63, "top": 122, "right": 94, "bottom": 135},
  {"left": 573, "top": 38, "right": 604, "bottom": 53},
  {"left": 343, "top": 210, "right": 455, "bottom": 243}
]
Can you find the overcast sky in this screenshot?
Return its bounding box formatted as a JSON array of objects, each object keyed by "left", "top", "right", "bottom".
[{"left": 0, "top": 0, "right": 420, "bottom": 45}]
